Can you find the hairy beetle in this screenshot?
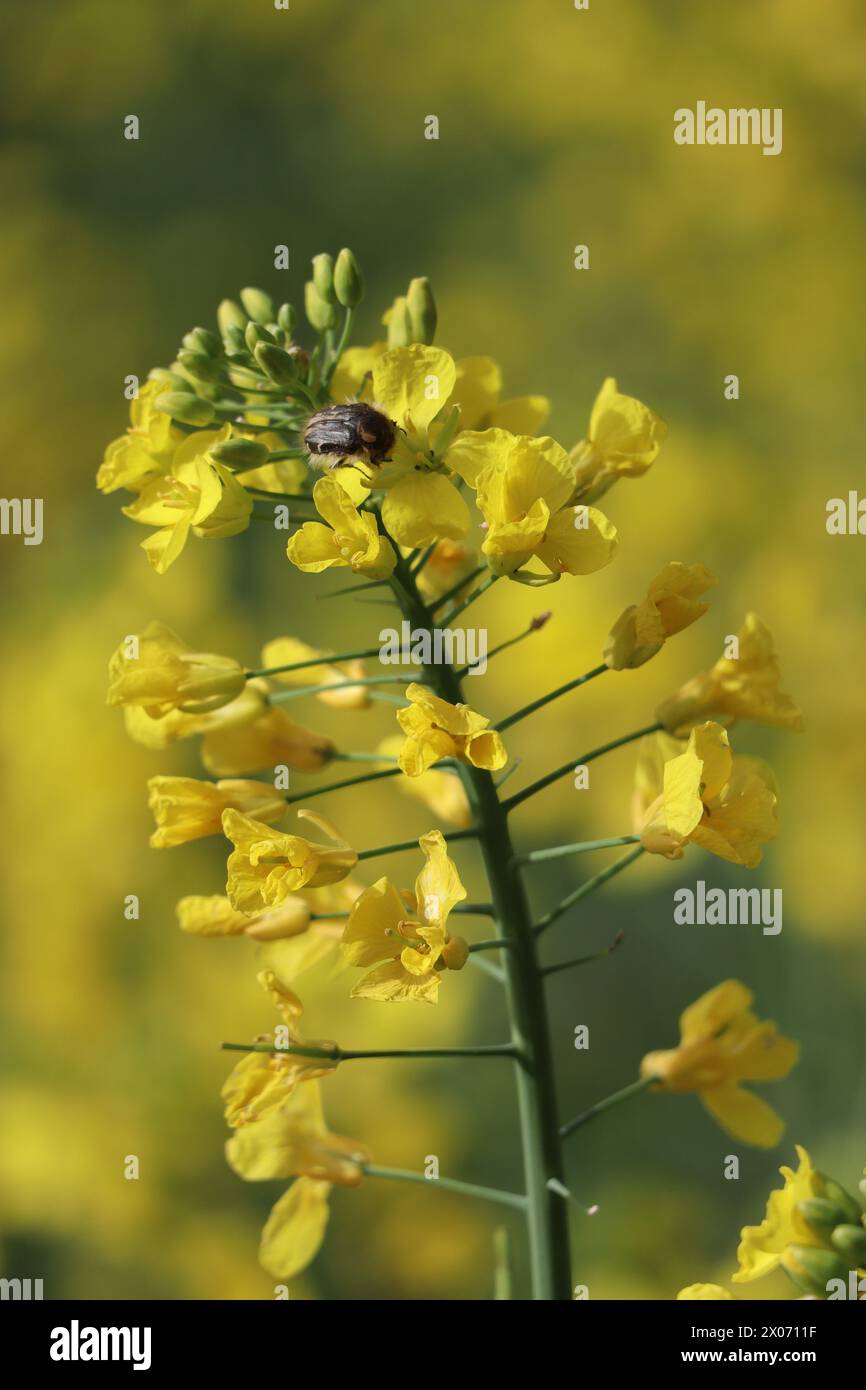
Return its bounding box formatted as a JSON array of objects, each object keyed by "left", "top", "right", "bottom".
[{"left": 303, "top": 402, "right": 396, "bottom": 469}]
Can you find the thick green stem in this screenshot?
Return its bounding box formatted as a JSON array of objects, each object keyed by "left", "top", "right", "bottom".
[{"left": 390, "top": 569, "right": 572, "bottom": 1300}]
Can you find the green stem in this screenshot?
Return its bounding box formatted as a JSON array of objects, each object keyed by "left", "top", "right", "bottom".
[
  {"left": 517, "top": 835, "right": 639, "bottom": 866},
  {"left": 268, "top": 674, "right": 412, "bottom": 701},
  {"left": 323, "top": 307, "right": 355, "bottom": 390},
  {"left": 362, "top": 1164, "right": 527, "bottom": 1212},
  {"left": 247, "top": 647, "right": 383, "bottom": 679},
  {"left": 439, "top": 572, "right": 499, "bottom": 626},
  {"left": 560, "top": 1075, "right": 655, "bottom": 1140},
  {"left": 221, "top": 1040, "right": 518, "bottom": 1062},
  {"left": 496, "top": 664, "right": 608, "bottom": 733},
  {"left": 542, "top": 933, "right": 624, "bottom": 977},
  {"left": 283, "top": 766, "right": 400, "bottom": 806},
  {"left": 534, "top": 847, "right": 645, "bottom": 937},
  {"left": 429, "top": 563, "right": 487, "bottom": 613},
  {"left": 504, "top": 722, "right": 663, "bottom": 812},
  {"left": 388, "top": 563, "right": 572, "bottom": 1300},
  {"left": 357, "top": 827, "right": 477, "bottom": 861}
]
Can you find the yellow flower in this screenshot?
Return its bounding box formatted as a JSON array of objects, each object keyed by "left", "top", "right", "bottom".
[
  {"left": 235, "top": 430, "right": 307, "bottom": 495},
  {"left": 397, "top": 683, "right": 507, "bottom": 776},
  {"left": 107, "top": 621, "right": 245, "bottom": 716},
  {"left": 341, "top": 829, "right": 469, "bottom": 1003},
  {"left": 571, "top": 377, "right": 667, "bottom": 503},
  {"left": 287, "top": 475, "right": 397, "bottom": 578},
  {"left": 176, "top": 893, "right": 312, "bottom": 940},
  {"left": 226, "top": 1079, "right": 368, "bottom": 1279},
  {"left": 258, "top": 881, "right": 363, "bottom": 979},
  {"left": 147, "top": 776, "right": 286, "bottom": 848},
  {"left": 221, "top": 975, "right": 337, "bottom": 1129},
  {"left": 260, "top": 636, "right": 371, "bottom": 710},
  {"left": 121, "top": 426, "right": 252, "bottom": 573},
  {"left": 449, "top": 429, "right": 617, "bottom": 578},
  {"left": 370, "top": 345, "right": 472, "bottom": 548},
  {"left": 415, "top": 538, "right": 479, "bottom": 605},
  {"left": 733, "top": 1146, "right": 826, "bottom": 1283},
  {"left": 450, "top": 355, "right": 549, "bottom": 436},
  {"left": 201, "top": 704, "right": 335, "bottom": 776},
  {"left": 378, "top": 735, "right": 471, "bottom": 828},
  {"left": 639, "top": 720, "right": 779, "bottom": 868},
  {"left": 96, "top": 380, "right": 179, "bottom": 494},
  {"left": 676, "top": 1284, "right": 735, "bottom": 1300},
  {"left": 657, "top": 613, "right": 805, "bottom": 735},
  {"left": 604, "top": 562, "right": 717, "bottom": 670},
  {"left": 121, "top": 677, "right": 268, "bottom": 749},
  {"left": 226, "top": 1078, "right": 368, "bottom": 1185},
  {"left": 630, "top": 729, "right": 687, "bottom": 830},
  {"left": 223, "top": 807, "right": 357, "bottom": 912},
  {"left": 640, "top": 980, "right": 798, "bottom": 1148}
]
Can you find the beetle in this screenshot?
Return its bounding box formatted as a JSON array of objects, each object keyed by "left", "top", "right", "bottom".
[{"left": 303, "top": 402, "right": 396, "bottom": 470}]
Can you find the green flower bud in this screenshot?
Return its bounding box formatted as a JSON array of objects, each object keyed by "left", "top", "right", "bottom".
[
  {"left": 245, "top": 321, "right": 275, "bottom": 353},
  {"left": 182, "top": 326, "right": 222, "bottom": 357},
  {"left": 177, "top": 349, "right": 223, "bottom": 383},
  {"left": 334, "top": 248, "right": 364, "bottom": 308},
  {"left": 311, "top": 253, "right": 336, "bottom": 303},
  {"left": 821, "top": 1179, "right": 863, "bottom": 1227},
  {"left": 217, "top": 299, "right": 247, "bottom": 335},
  {"left": 387, "top": 296, "right": 413, "bottom": 348},
  {"left": 830, "top": 1224, "right": 866, "bottom": 1265},
  {"left": 859, "top": 1178, "right": 866, "bottom": 1204},
  {"left": 154, "top": 392, "right": 215, "bottom": 426},
  {"left": 148, "top": 367, "right": 187, "bottom": 391},
  {"left": 277, "top": 303, "right": 297, "bottom": 335},
  {"left": 782, "top": 1245, "right": 851, "bottom": 1298},
  {"left": 797, "top": 1198, "right": 851, "bottom": 1238},
  {"left": 210, "top": 438, "right": 269, "bottom": 469},
  {"left": 406, "top": 276, "right": 437, "bottom": 344},
  {"left": 223, "top": 324, "right": 249, "bottom": 355},
  {"left": 254, "top": 342, "right": 299, "bottom": 386},
  {"left": 305, "top": 281, "right": 338, "bottom": 332},
  {"left": 240, "top": 287, "right": 276, "bottom": 324}
]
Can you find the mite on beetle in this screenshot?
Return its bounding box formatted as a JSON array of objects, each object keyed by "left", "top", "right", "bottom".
[{"left": 303, "top": 402, "right": 397, "bottom": 471}]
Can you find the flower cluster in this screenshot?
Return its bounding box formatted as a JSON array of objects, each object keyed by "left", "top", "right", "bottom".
[{"left": 101, "top": 251, "right": 810, "bottom": 1297}]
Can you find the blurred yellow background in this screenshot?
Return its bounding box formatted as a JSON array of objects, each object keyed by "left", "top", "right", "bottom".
[{"left": 1, "top": 0, "right": 864, "bottom": 1299}]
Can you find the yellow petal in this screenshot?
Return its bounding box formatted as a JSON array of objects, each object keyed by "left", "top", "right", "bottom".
[
  {"left": 700, "top": 1082, "right": 784, "bottom": 1148},
  {"left": 381, "top": 471, "right": 470, "bottom": 548},
  {"left": 372, "top": 345, "right": 456, "bottom": 434},
  {"left": 259, "top": 1178, "right": 332, "bottom": 1280}
]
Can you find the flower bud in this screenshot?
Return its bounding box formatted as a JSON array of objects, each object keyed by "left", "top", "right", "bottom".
[
  {"left": 254, "top": 342, "right": 300, "bottom": 386},
  {"left": 210, "top": 438, "right": 269, "bottom": 469},
  {"left": 387, "top": 296, "right": 413, "bottom": 348},
  {"left": 782, "top": 1245, "right": 850, "bottom": 1298},
  {"left": 177, "top": 349, "right": 223, "bottom": 383},
  {"left": 441, "top": 935, "right": 469, "bottom": 971},
  {"left": 217, "top": 299, "right": 247, "bottom": 335},
  {"left": 797, "top": 1198, "right": 851, "bottom": 1238},
  {"left": 277, "top": 302, "right": 297, "bottom": 335},
  {"left": 311, "top": 253, "right": 336, "bottom": 303},
  {"left": 240, "top": 286, "right": 276, "bottom": 324},
  {"left": 406, "top": 276, "right": 437, "bottom": 344},
  {"left": 334, "top": 248, "right": 364, "bottom": 307},
  {"left": 305, "top": 280, "right": 338, "bottom": 332},
  {"left": 821, "top": 1179, "right": 863, "bottom": 1227},
  {"left": 154, "top": 392, "right": 215, "bottom": 426},
  {"left": 830, "top": 1224, "right": 866, "bottom": 1265},
  {"left": 245, "top": 321, "right": 275, "bottom": 353},
  {"left": 183, "top": 326, "right": 223, "bottom": 357}
]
